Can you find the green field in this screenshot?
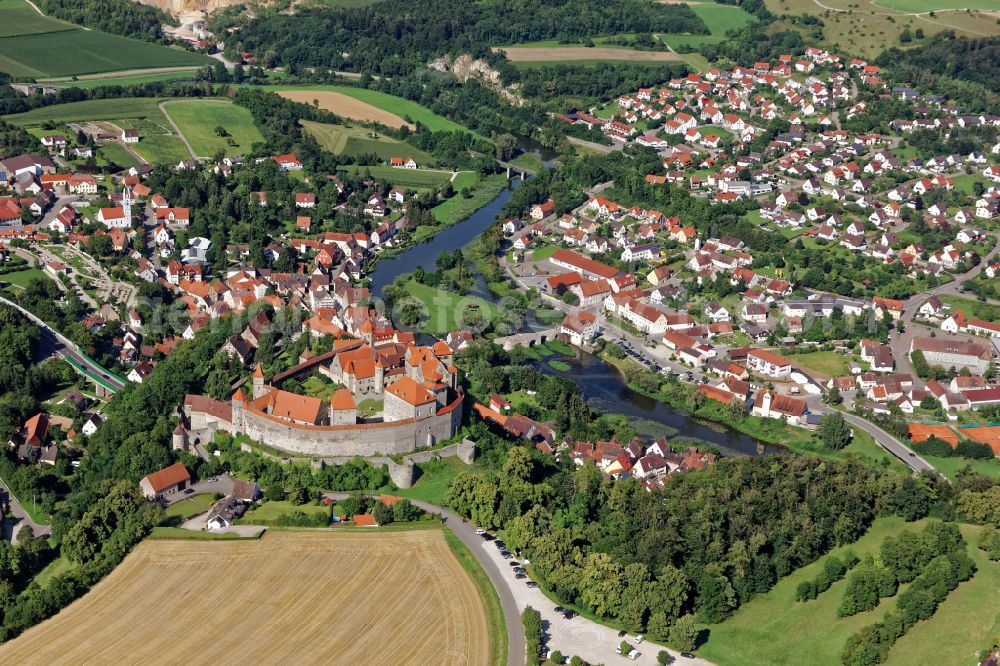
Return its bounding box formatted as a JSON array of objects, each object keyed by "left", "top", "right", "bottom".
[
  {"left": 301, "top": 119, "right": 435, "bottom": 164},
  {"left": 389, "top": 456, "right": 484, "bottom": 505},
  {"left": 161, "top": 99, "right": 264, "bottom": 158},
  {"left": 531, "top": 245, "right": 559, "bottom": 261},
  {"left": 451, "top": 170, "right": 478, "bottom": 190},
  {"left": 402, "top": 279, "right": 497, "bottom": 335},
  {"left": 240, "top": 500, "right": 330, "bottom": 523},
  {"left": 510, "top": 59, "right": 672, "bottom": 69},
  {"left": 338, "top": 165, "right": 453, "bottom": 189},
  {"left": 4, "top": 97, "right": 167, "bottom": 126},
  {"left": 48, "top": 70, "right": 200, "bottom": 88},
  {"left": 920, "top": 453, "right": 1000, "bottom": 483},
  {"left": 430, "top": 174, "right": 508, "bottom": 226},
  {"left": 262, "top": 84, "right": 483, "bottom": 139},
  {"left": 32, "top": 556, "right": 74, "bottom": 588},
  {"left": 700, "top": 517, "right": 998, "bottom": 666},
  {"left": 0, "top": 5, "right": 210, "bottom": 78},
  {"left": 130, "top": 131, "right": 190, "bottom": 165},
  {"left": 689, "top": 2, "right": 755, "bottom": 35},
  {"left": 0, "top": 0, "right": 70, "bottom": 37},
  {"left": 0, "top": 267, "right": 48, "bottom": 289},
  {"left": 789, "top": 350, "right": 852, "bottom": 378},
  {"left": 163, "top": 493, "right": 217, "bottom": 520}
]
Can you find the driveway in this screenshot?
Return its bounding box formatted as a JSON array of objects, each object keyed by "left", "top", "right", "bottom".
[{"left": 0, "top": 478, "right": 51, "bottom": 544}]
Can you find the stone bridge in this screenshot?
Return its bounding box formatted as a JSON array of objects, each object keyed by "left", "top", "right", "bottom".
[{"left": 493, "top": 327, "right": 558, "bottom": 351}]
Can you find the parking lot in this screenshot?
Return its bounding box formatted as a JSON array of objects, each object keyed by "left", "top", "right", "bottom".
[{"left": 475, "top": 531, "right": 711, "bottom": 666}]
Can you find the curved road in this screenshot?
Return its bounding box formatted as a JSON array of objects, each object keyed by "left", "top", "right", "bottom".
[{"left": 0, "top": 295, "right": 125, "bottom": 392}]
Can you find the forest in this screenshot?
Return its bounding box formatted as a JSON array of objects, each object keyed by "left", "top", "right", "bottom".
[
  {"left": 36, "top": 0, "right": 172, "bottom": 42},
  {"left": 224, "top": 0, "right": 707, "bottom": 76}
]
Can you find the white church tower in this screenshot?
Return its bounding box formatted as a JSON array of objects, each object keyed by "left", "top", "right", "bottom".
[{"left": 122, "top": 186, "right": 132, "bottom": 225}]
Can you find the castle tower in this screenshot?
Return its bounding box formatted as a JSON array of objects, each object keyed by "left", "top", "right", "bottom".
[
  {"left": 252, "top": 363, "right": 265, "bottom": 399},
  {"left": 231, "top": 388, "right": 246, "bottom": 432},
  {"left": 330, "top": 388, "right": 357, "bottom": 425},
  {"left": 172, "top": 423, "right": 187, "bottom": 451}
]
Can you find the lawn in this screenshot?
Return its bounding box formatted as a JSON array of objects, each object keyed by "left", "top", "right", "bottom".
[
  {"left": 390, "top": 456, "right": 484, "bottom": 505},
  {"left": 451, "top": 170, "right": 478, "bottom": 190},
  {"left": 689, "top": 2, "right": 755, "bottom": 36},
  {"left": 700, "top": 516, "right": 936, "bottom": 665},
  {"left": 0, "top": 24, "right": 210, "bottom": 78},
  {"left": 163, "top": 493, "right": 217, "bottom": 520},
  {"left": 357, "top": 399, "right": 383, "bottom": 418},
  {"left": 161, "top": 99, "right": 264, "bottom": 158},
  {"left": 531, "top": 244, "right": 559, "bottom": 261},
  {"left": 4, "top": 97, "right": 167, "bottom": 126},
  {"left": 301, "top": 119, "right": 435, "bottom": 164},
  {"left": 781, "top": 423, "right": 909, "bottom": 473},
  {"left": 939, "top": 294, "right": 1000, "bottom": 323},
  {"left": 919, "top": 454, "right": 1000, "bottom": 483},
  {"left": 301, "top": 375, "right": 344, "bottom": 401},
  {"left": 239, "top": 500, "right": 331, "bottom": 523},
  {"left": 402, "top": 279, "right": 497, "bottom": 335},
  {"left": 338, "top": 165, "right": 453, "bottom": 189},
  {"left": 0, "top": 267, "right": 48, "bottom": 289},
  {"left": 148, "top": 526, "right": 260, "bottom": 540},
  {"left": 509, "top": 152, "right": 543, "bottom": 174},
  {"left": 262, "top": 84, "right": 484, "bottom": 139},
  {"left": 789, "top": 350, "right": 852, "bottom": 378}
]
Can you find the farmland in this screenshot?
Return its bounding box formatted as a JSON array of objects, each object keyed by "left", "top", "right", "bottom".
[
  {"left": 301, "top": 119, "right": 435, "bottom": 164},
  {"left": 47, "top": 70, "right": 200, "bottom": 89},
  {"left": 0, "top": 530, "right": 491, "bottom": 665},
  {"left": 264, "top": 84, "right": 484, "bottom": 138},
  {"left": 0, "top": 1, "right": 211, "bottom": 78},
  {"left": 277, "top": 89, "right": 414, "bottom": 130},
  {"left": 4, "top": 97, "right": 168, "bottom": 126},
  {"left": 700, "top": 517, "right": 1000, "bottom": 666},
  {"left": 161, "top": 99, "right": 265, "bottom": 158}
]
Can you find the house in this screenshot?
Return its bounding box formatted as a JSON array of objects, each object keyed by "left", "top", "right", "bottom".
[
  {"left": 390, "top": 156, "right": 418, "bottom": 169},
  {"left": 746, "top": 349, "right": 792, "bottom": 378},
  {"left": 530, "top": 199, "right": 555, "bottom": 221},
  {"left": 272, "top": 153, "right": 302, "bottom": 171},
  {"left": 295, "top": 192, "right": 317, "bottom": 209},
  {"left": 97, "top": 206, "right": 130, "bottom": 229},
  {"left": 910, "top": 336, "right": 991, "bottom": 373},
  {"left": 752, "top": 390, "right": 807, "bottom": 425},
  {"left": 139, "top": 462, "right": 191, "bottom": 500},
  {"left": 121, "top": 129, "right": 139, "bottom": 144},
  {"left": 560, "top": 311, "right": 598, "bottom": 346}
]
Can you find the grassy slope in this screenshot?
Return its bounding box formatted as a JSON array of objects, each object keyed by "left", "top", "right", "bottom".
[
  {"left": 4, "top": 97, "right": 166, "bottom": 126},
  {"left": 431, "top": 174, "right": 508, "bottom": 226},
  {"left": 161, "top": 99, "right": 264, "bottom": 158},
  {"left": 701, "top": 517, "right": 928, "bottom": 665},
  {"left": 301, "top": 119, "right": 435, "bottom": 164},
  {"left": 402, "top": 279, "right": 497, "bottom": 335},
  {"left": 44, "top": 70, "right": 199, "bottom": 87},
  {"left": 338, "top": 165, "right": 452, "bottom": 189}
]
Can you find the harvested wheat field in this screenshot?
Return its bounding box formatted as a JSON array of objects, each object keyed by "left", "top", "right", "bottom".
[
  {"left": 278, "top": 90, "right": 415, "bottom": 129},
  {"left": 0, "top": 530, "right": 490, "bottom": 666},
  {"left": 499, "top": 47, "right": 681, "bottom": 62}
]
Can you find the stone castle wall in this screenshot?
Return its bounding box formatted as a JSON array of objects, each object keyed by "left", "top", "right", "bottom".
[{"left": 234, "top": 397, "right": 462, "bottom": 457}]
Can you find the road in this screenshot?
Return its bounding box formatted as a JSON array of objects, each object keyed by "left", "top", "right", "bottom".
[
  {"left": 0, "top": 295, "right": 126, "bottom": 392},
  {"left": 0, "top": 477, "right": 51, "bottom": 544},
  {"left": 565, "top": 136, "right": 623, "bottom": 154},
  {"left": 158, "top": 101, "right": 198, "bottom": 161}
]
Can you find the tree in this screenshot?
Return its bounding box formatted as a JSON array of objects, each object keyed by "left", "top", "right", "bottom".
[
  {"left": 893, "top": 477, "right": 930, "bottom": 521},
  {"left": 495, "top": 133, "right": 518, "bottom": 161},
  {"left": 819, "top": 412, "right": 851, "bottom": 450},
  {"left": 657, "top": 650, "right": 675, "bottom": 665},
  {"left": 667, "top": 613, "right": 698, "bottom": 652}
]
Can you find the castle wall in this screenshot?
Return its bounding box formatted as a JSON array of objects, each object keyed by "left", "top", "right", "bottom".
[{"left": 234, "top": 397, "right": 462, "bottom": 456}]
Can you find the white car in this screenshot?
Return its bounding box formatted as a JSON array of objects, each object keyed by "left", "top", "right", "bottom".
[
  {"left": 475, "top": 528, "right": 486, "bottom": 535},
  {"left": 635, "top": 635, "right": 644, "bottom": 644}
]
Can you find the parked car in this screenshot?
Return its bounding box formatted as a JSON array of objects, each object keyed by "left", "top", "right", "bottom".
[
  {"left": 562, "top": 610, "right": 576, "bottom": 619},
  {"left": 475, "top": 528, "right": 486, "bottom": 535},
  {"left": 515, "top": 573, "right": 527, "bottom": 580},
  {"left": 526, "top": 581, "right": 539, "bottom": 589}
]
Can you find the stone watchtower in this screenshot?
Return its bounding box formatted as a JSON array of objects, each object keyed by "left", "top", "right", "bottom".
[
  {"left": 252, "top": 363, "right": 266, "bottom": 399},
  {"left": 172, "top": 424, "right": 188, "bottom": 451}
]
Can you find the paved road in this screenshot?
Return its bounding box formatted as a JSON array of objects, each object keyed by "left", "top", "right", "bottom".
[
  {"left": 0, "top": 295, "right": 126, "bottom": 392},
  {"left": 0, "top": 478, "right": 51, "bottom": 544}
]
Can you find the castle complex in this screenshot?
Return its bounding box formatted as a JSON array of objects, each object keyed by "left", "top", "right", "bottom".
[{"left": 179, "top": 335, "right": 465, "bottom": 457}]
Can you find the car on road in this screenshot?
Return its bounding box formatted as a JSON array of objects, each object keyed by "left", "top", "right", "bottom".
[
  {"left": 635, "top": 635, "right": 644, "bottom": 644},
  {"left": 500, "top": 551, "right": 512, "bottom": 559},
  {"left": 513, "top": 567, "right": 526, "bottom": 575},
  {"left": 207, "top": 477, "right": 218, "bottom": 483},
  {"left": 508, "top": 561, "right": 520, "bottom": 567},
  {"left": 481, "top": 533, "right": 495, "bottom": 541},
  {"left": 526, "top": 581, "right": 538, "bottom": 588},
  {"left": 554, "top": 606, "right": 564, "bottom": 614},
  {"left": 681, "top": 653, "right": 695, "bottom": 659},
  {"left": 515, "top": 573, "right": 527, "bottom": 580},
  {"left": 183, "top": 488, "right": 194, "bottom": 494},
  {"left": 475, "top": 528, "right": 486, "bottom": 535},
  {"left": 617, "top": 630, "right": 627, "bottom": 638},
  {"left": 561, "top": 610, "right": 576, "bottom": 619}
]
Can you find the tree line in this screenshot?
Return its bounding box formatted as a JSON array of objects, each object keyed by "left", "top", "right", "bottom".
[{"left": 37, "top": 0, "right": 172, "bottom": 42}]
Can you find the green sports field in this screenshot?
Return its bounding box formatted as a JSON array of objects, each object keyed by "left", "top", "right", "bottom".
[
  {"left": 161, "top": 99, "right": 264, "bottom": 158},
  {"left": 301, "top": 119, "right": 435, "bottom": 164},
  {"left": 0, "top": 0, "right": 211, "bottom": 77},
  {"left": 338, "top": 164, "right": 454, "bottom": 189}
]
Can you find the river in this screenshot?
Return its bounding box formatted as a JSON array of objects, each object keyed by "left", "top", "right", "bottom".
[{"left": 368, "top": 170, "right": 773, "bottom": 456}]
